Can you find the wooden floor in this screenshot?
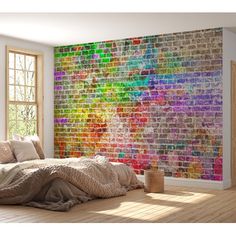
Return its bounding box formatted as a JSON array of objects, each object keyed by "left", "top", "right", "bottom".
[{"left": 1, "top": 185, "right": 236, "bottom": 223}]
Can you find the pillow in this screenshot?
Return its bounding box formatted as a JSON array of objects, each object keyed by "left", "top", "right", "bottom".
[
  {"left": 24, "top": 135, "right": 45, "bottom": 160},
  {"left": 13, "top": 134, "right": 45, "bottom": 160},
  {"left": 0, "top": 141, "right": 16, "bottom": 164},
  {"left": 12, "top": 134, "right": 24, "bottom": 141},
  {"left": 24, "top": 135, "right": 45, "bottom": 159},
  {"left": 10, "top": 140, "right": 40, "bottom": 162}
]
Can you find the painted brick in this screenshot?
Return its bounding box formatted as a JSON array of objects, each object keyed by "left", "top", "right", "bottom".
[{"left": 54, "top": 28, "right": 223, "bottom": 181}]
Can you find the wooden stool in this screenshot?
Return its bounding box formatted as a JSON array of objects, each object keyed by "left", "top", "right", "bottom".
[{"left": 144, "top": 170, "right": 164, "bottom": 193}]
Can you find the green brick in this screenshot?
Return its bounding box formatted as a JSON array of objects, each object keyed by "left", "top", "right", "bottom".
[
  {"left": 106, "top": 43, "right": 112, "bottom": 48},
  {"left": 82, "top": 50, "right": 89, "bottom": 55},
  {"left": 89, "top": 49, "right": 95, "bottom": 55},
  {"left": 91, "top": 44, "right": 97, "bottom": 50},
  {"left": 96, "top": 49, "right": 103, "bottom": 54},
  {"left": 75, "top": 51, "right": 82, "bottom": 56},
  {"left": 102, "top": 58, "right": 110, "bottom": 63}
]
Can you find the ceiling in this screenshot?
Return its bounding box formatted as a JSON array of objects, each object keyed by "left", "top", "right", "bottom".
[{"left": 1, "top": 13, "right": 236, "bottom": 46}]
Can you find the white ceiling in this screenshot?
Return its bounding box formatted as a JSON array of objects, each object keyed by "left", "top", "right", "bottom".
[{"left": 1, "top": 13, "right": 236, "bottom": 46}]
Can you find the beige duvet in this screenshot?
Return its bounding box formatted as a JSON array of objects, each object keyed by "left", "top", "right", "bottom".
[{"left": 0, "top": 157, "right": 143, "bottom": 211}]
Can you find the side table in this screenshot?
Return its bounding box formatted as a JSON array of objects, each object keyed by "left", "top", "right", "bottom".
[{"left": 144, "top": 170, "right": 164, "bottom": 193}]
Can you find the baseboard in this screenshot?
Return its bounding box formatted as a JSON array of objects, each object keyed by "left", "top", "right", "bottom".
[
  {"left": 223, "top": 179, "right": 232, "bottom": 189},
  {"left": 137, "top": 175, "right": 225, "bottom": 190}
]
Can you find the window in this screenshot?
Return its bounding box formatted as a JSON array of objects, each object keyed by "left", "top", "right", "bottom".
[{"left": 6, "top": 47, "right": 44, "bottom": 142}]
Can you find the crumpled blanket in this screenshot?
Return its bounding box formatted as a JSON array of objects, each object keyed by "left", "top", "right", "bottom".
[{"left": 0, "top": 157, "right": 143, "bottom": 211}]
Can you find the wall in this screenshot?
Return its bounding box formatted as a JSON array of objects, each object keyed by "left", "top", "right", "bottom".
[
  {"left": 54, "top": 28, "right": 223, "bottom": 182},
  {"left": 0, "top": 35, "right": 54, "bottom": 158},
  {"left": 223, "top": 28, "right": 236, "bottom": 188}
]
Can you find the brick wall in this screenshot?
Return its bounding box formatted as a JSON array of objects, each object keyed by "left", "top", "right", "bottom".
[{"left": 54, "top": 28, "right": 223, "bottom": 181}]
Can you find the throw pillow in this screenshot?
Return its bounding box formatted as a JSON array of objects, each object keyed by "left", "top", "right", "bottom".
[
  {"left": 13, "top": 134, "right": 46, "bottom": 159},
  {"left": 12, "top": 134, "right": 24, "bottom": 141},
  {"left": 0, "top": 141, "right": 16, "bottom": 164},
  {"left": 10, "top": 140, "right": 40, "bottom": 162},
  {"left": 24, "top": 135, "right": 45, "bottom": 159}
]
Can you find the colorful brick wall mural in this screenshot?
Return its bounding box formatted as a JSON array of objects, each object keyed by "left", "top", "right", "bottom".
[{"left": 54, "top": 28, "right": 223, "bottom": 181}]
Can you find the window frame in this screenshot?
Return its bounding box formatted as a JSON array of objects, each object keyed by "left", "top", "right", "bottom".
[{"left": 5, "top": 46, "right": 44, "bottom": 147}]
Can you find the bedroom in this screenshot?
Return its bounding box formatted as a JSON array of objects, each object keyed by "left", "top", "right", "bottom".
[{"left": 1, "top": 0, "right": 236, "bottom": 230}]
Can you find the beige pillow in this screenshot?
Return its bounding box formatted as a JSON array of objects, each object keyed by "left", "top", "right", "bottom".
[
  {"left": 13, "top": 134, "right": 45, "bottom": 160},
  {"left": 24, "top": 135, "right": 45, "bottom": 160},
  {"left": 10, "top": 140, "right": 40, "bottom": 162},
  {"left": 0, "top": 141, "right": 16, "bottom": 164}
]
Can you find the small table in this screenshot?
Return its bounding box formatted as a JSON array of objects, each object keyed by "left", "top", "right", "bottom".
[{"left": 144, "top": 170, "right": 164, "bottom": 193}]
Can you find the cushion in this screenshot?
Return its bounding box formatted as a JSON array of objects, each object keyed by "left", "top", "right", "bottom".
[
  {"left": 24, "top": 135, "right": 45, "bottom": 160},
  {"left": 13, "top": 134, "right": 45, "bottom": 159},
  {"left": 12, "top": 134, "right": 24, "bottom": 141},
  {"left": 10, "top": 140, "right": 40, "bottom": 162},
  {"left": 0, "top": 141, "right": 16, "bottom": 164}
]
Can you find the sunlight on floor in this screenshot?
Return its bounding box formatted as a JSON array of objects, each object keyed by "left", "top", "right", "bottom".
[{"left": 91, "top": 190, "right": 216, "bottom": 222}]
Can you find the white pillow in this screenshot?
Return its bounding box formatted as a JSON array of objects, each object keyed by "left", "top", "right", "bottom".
[
  {"left": 10, "top": 140, "right": 40, "bottom": 162},
  {"left": 12, "top": 134, "right": 24, "bottom": 141}
]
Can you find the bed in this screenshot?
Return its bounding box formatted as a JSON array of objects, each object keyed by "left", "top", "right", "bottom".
[{"left": 0, "top": 156, "right": 143, "bottom": 211}]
